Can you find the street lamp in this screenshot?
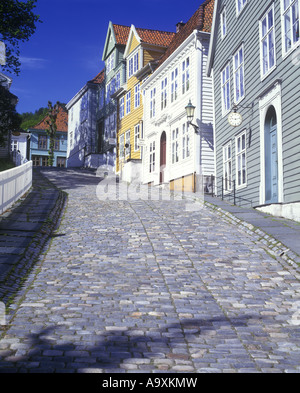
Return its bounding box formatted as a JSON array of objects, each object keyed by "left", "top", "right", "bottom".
[{"left": 185, "top": 100, "right": 200, "bottom": 134}]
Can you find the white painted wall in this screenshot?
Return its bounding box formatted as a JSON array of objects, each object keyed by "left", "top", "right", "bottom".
[
  {"left": 0, "top": 161, "right": 32, "bottom": 214},
  {"left": 257, "top": 203, "right": 300, "bottom": 223},
  {"left": 141, "top": 31, "right": 214, "bottom": 187}
]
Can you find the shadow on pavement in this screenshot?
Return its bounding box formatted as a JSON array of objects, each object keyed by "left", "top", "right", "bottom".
[{"left": 0, "top": 315, "right": 268, "bottom": 373}]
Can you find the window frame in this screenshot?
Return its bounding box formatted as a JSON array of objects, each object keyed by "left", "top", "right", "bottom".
[
  {"left": 125, "top": 130, "right": 131, "bottom": 158},
  {"left": 106, "top": 52, "right": 115, "bottom": 74},
  {"left": 150, "top": 87, "right": 156, "bottom": 118},
  {"left": 260, "top": 4, "right": 276, "bottom": 79},
  {"left": 172, "top": 128, "right": 179, "bottom": 164},
  {"left": 149, "top": 141, "right": 156, "bottom": 173},
  {"left": 128, "top": 51, "right": 139, "bottom": 78},
  {"left": 119, "top": 96, "right": 124, "bottom": 120},
  {"left": 134, "top": 124, "right": 140, "bottom": 152},
  {"left": 281, "top": 0, "right": 300, "bottom": 57},
  {"left": 233, "top": 44, "right": 245, "bottom": 105},
  {"left": 235, "top": 131, "right": 247, "bottom": 188},
  {"left": 171, "top": 67, "right": 178, "bottom": 103},
  {"left": 161, "top": 77, "right": 168, "bottom": 110},
  {"left": 182, "top": 122, "right": 190, "bottom": 160},
  {"left": 221, "top": 63, "right": 231, "bottom": 116},
  {"left": 221, "top": 7, "right": 227, "bottom": 39},
  {"left": 134, "top": 83, "right": 141, "bottom": 109},
  {"left": 236, "top": 0, "right": 247, "bottom": 16},
  {"left": 126, "top": 91, "right": 131, "bottom": 115},
  {"left": 38, "top": 135, "right": 47, "bottom": 150},
  {"left": 182, "top": 57, "right": 190, "bottom": 94},
  {"left": 223, "top": 141, "right": 233, "bottom": 192}
]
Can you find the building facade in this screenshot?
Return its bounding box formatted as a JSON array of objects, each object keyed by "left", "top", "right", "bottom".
[
  {"left": 98, "top": 23, "right": 132, "bottom": 171},
  {"left": 66, "top": 71, "right": 104, "bottom": 168},
  {"left": 11, "top": 130, "right": 30, "bottom": 166},
  {"left": 207, "top": 0, "right": 300, "bottom": 221},
  {"left": 115, "top": 25, "right": 175, "bottom": 182},
  {"left": 0, "top": 72, "right": 18, "bottom": 160},
  {"left": 142, "top": 0, "right": 215, "bottom": 192},
  {"left": 29, "top": 104, "right": 68, "bottom": 168}
]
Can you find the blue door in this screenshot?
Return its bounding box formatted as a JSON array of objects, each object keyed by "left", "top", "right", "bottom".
[{"left": 265, "top": 106, "right": 278, "bottom": 204}]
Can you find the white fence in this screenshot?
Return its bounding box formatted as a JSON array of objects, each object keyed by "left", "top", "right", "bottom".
[{"left": 0, "top": 161, "right": 32, "bottom": 214}]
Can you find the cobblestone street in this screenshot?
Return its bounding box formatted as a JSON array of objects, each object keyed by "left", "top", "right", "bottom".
[{"left": 0, "top": 169, "right": 300, "bottom": 373}]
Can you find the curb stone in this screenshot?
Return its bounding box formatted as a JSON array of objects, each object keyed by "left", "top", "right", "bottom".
[
  {"left": 202, "top": 199, "right": 300, "bottom": 271},
  {"left": 0, "top": 173, "right": 67, "bottom": 325}
]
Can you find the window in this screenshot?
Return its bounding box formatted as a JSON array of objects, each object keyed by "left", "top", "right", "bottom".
[
  {"left": 182, "top": 58, "right": 190, "bottom": 94},
  {"left": 57, "top": 157, "right": 66, "bottom": 168},
  {"left": 171, "top": 68, "right": 178, "bottom": 102},
  {"left": 260, "top": 6, "right": 276, "bottom": 77},
  {"left": 106, "top": 78, "right": 116, "bottom": 103},
  {"left": 38, "top": 135, "right": 47, "bottom": 150},
  {"left": 54, "top": 138, "right": 60, "bottom": 151},
  {"left": 134, "top": 52, "right": 139, "bottom": 73},
  {"left": 125, "top": 130, "right": 131, "bottom": 157},
  {"left": 182, "top": 123, "right": 190, "bottom": 159},
  {"left": 221, "top": 7, "right": 227, "bottom": 39},
  {"left": 107, "top": 52, "right": 115, "bottom": 73},
  {"left": 236, "top": 0, "right": 247, "bottom": 15},
  {"left": 161, "top": 78, "right": 167, "bottom": 110},
  {"left": 126, "top": 91, "right": 131, "bottom": 115},
  {"left": 172, "top": 128, "right": 179, "bottom": 164},
  {"left": 149, "top": 141, "right": 155, "bottom": 173},
  {"left": 32, "top": 155, "right": 40, "bottom": 166},
  {"left": 119, "top": 134, "right": 125, "bottom": 159},
  {"left": 41, "top": 156, "right": 48, "bottom": 167},
  {"left": 221, "top": 64, "right": 231, "bottom": 114},
  {"left": 150, "top": 88, "right": 156, "bottom": 118},
  {"left": 134, "top": 124, "right": 140, "bottom": 152},
  {"left": 223, "top": 142, "right": 232, "bottom": 192},
  {"left": 116, "top": 72, "right": 121, "bottom": 91},
  {"left": 134, "top": 83, "right": 140, "bottom": 108},
  {"left": 119, "top": 96, "right": 124, "bottom": 119},
  {"left": 233, "top": 45, "right": 245, "bottom": 103},
  {"left": 282, "top": 0, "right": 299, "bottom": 54},
  {"left": 11, "top": 140, "right": 18, "bottom": 152},
  {"left": 128, "top": 52, "right": 139, "bottom": 78},
  {"left": 236, "top": 132, "right": 247, "bottom": 187}
]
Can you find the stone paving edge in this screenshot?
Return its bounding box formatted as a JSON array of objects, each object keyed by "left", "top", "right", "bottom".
[{"left": 0, "top": 187, "right": 68, "bottom": 326}]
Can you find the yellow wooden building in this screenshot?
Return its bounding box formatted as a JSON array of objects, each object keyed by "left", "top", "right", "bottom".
[{"left": 114, "top": 25, "right": 175, "bottom": 181}]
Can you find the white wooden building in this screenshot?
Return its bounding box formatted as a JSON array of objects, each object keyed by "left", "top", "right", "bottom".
[{"left": 141, "top": 0, "right": 215, "bottom": 193}]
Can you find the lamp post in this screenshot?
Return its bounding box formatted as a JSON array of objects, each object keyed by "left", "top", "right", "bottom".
[{"left": 185, "top": 100, "right": 200, "bottom": 134}]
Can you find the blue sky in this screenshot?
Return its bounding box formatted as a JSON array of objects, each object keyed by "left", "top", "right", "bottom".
[{"left": 6, "top": 0, "right": 205, "bottom": 114}]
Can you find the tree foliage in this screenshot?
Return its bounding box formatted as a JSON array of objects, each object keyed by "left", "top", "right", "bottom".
[
  {"left": 0, "top": 0, "right": 41, "bottom": 75},
  {"left": 45, "top": 101, "right": 60, "bottom": 167},
  {"left": 0, "top": 84, "right": 21, "bottom": 146},
  {"left": 20, "top": 106, "right": 47, "bottom": 130}
]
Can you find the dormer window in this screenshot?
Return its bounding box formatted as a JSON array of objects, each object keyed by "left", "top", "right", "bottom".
[
  {"left": 128, "top": 52, "right": 139, "bottom": 78},
  {"left": 107, "top": 52, "right": 115, "bottom": 74}
]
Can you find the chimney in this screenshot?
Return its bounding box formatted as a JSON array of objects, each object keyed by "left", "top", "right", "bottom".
[{"left": 176, "top": 21, "right": 185, "bottom": 33}]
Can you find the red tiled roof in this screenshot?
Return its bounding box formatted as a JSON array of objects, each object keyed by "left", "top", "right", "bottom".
[
  {"left": 113, "top": 24, "right": 175, "bottom": 48},
  {"left": 33, "top": 104, "right": 68, "bottom": 133},
  {"left": 90, "top": 69, "right": 105, "bottom": 84},
  {"left": 158, "top": 0, "right": 215, "bottom": 66},
  {"left": 112, "top": 24, "right": 131, "bottom": 45},
  {"left": 135, "top": 27, "right": 175, "bottom": 47}
]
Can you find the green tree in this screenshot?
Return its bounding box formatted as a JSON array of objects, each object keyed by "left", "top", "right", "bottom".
[
  {"left": 45, "top": 101, "right": 59, "bottom": 167},
  {"left": 0, "top": 84, "right": 21, "bottom": 146},
  {"left": 0, "top": 0, "right": 41, "bottom": 75},
  {"left": 20, "top": 106, "right": 47, "bottom": 130}
]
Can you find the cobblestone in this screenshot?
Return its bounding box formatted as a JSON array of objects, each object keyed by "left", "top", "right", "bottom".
[{"left": 0, "top": 169, "right": 300, "bottom": 373}]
